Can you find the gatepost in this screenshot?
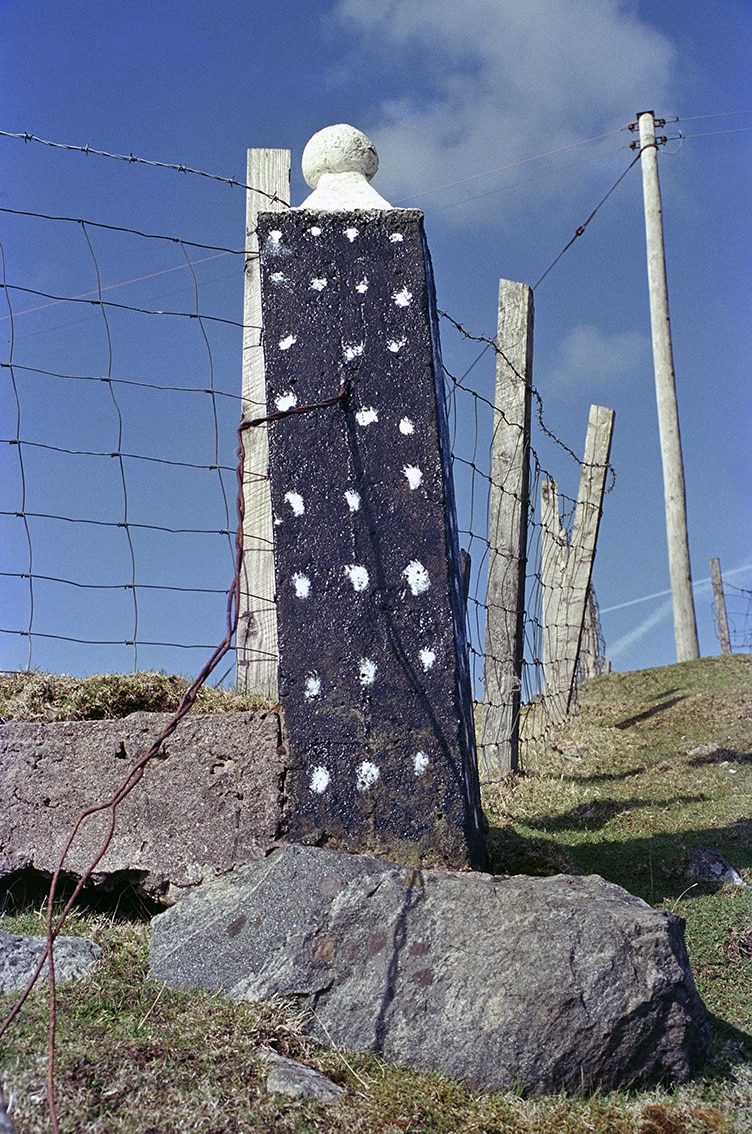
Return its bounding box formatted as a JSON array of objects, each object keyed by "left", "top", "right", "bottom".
[{"left": 255, "top": 126, "right": 485, "bottom": 869}]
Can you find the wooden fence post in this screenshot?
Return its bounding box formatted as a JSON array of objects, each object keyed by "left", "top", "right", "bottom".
[
  {"left": 578, "top": 587, "right": 610, "bottom": 679},
  {"left": 479, "top": 280, "right": 533, "bottom": 780},
  {"left": 236, "top": 148, "right": 290, "bottom": 697},
  {"left": 541, "top": 478, "right": 570, "bottom": 722},
  {"left": 542, "top": 404, "right": 615, "bottom": 721},
  {"left": 710, "top": 557, "right": 732, "bottom": 655}
]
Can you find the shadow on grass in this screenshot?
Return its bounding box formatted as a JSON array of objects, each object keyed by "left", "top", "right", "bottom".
[
  {"left": 562, "top": 766, "right": 648, "bottom": 785},
  {"left": 484, "top": 816, "right": 751, "bottom": 905},
  {"left": 518, "top": 795, "right": 708, "bottom": 834},
  {"left": 704, "top": 1013, "right": 752, "bottom": 1079},
  {"left": 688, "top": 747, "right": 752, "bottom": 767},
  {"left": 614, "top": 694, "right": 688, "bottom": 729}
]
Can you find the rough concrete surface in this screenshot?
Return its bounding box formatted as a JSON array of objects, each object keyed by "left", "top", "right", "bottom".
[
  {"left": 0, "top": 930, "right": 101, "bottom": 995},
  {"left": 0, "top": 711, "right": 283, "bottom": 901},
  {"left": 149, "top": 843, "right": 710, "bottom": 1094},
  {"left": 258, "top": 208, "right": 484, "bottom": 870}
]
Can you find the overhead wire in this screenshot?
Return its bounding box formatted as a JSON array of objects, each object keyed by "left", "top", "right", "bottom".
[{"left": 393, "top": 123, "right": 629, "bottom": 204}]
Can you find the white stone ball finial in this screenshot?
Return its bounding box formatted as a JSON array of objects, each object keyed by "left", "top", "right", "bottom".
[
  {"left": 302, "top": 124, "right": 378, "bottom": 188},
  {"left": 298, "top": 124, "right": 393, "bottom": 211}
]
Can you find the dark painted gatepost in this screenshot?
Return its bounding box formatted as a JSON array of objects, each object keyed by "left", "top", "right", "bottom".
[{"left": 256, "top": 125, "right": 484, "bottom": 869}]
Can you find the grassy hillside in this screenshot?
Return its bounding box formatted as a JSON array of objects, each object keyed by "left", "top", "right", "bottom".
[{"left": 1, "top": 655, "right": 751, "bottom": 1133}]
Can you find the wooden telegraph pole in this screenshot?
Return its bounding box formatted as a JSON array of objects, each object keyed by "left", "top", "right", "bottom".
[{"left": 636, "top": 111, "right": 699, "bottom": 662}]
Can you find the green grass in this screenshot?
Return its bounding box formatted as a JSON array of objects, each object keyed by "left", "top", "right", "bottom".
[{"left": 2, "top": 655, "right": 751, "bottom": 1132}]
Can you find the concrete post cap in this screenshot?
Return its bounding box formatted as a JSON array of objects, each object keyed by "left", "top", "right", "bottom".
[
  {"left": 299, "top": 124, "right": 393, "bottom": 210},
  {"left": 302, "top": 124, "right": 378, "bottom": 187}
]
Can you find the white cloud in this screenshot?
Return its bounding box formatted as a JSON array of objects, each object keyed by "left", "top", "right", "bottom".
[
  {"left": 333, "top": 0, "right": 677, "bottom": 212},
  {"left": 547, "top": 323, "right": 650, "bottom": 391}
]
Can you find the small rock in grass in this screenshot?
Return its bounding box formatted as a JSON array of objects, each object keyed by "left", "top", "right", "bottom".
[
  {"left": 686, "top": 846, "right": 745, "bottom": 887},
  {"left": 259, "top": 1049, "right": 344, "bottom": 1100},
  {"left": 0, "top": 930, "right": 101, "bottom": 994}
]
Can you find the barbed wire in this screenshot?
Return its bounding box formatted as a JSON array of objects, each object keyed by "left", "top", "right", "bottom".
[
  {"left": 0, "top": 130, "right": 291, "bottom": 203},
  {"left": 441, "top": 313, "right": 616, "bottom": 490}
]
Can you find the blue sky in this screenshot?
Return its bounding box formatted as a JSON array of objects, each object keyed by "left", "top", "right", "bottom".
[{"left": 1, "top": 0, "right": 750, "bottom": 682}]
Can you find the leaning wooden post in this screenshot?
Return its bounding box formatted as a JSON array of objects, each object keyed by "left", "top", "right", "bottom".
[
  {"left": 540, "top": 478, "right": 570, "bottom": 723},
  {"left": 542, "top": 405, "right": 615, "bottom": 721},
  {"left": 710, "top": 558, "right": 732, "bottom": 655},
  {"left": 479, "top": 280, "right": 533, "bottom": 780},
  {"left": 563, "top": 405, "right": 615, "bottom": 710},
  {"left": 254, "top": 125, "right": 485, "bottom": 868},
  {"left": 236, "top": 148, "right": 291, "bottom": 698}
]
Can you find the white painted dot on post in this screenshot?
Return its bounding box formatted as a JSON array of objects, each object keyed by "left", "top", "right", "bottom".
[
  {"left": 275, "top": 391, "right": 298, "bottom": 413},
  {"left": 399, "top": 417, "right": 415, "bottom": 435},
  {"left": 402, "top": 465, "right": 424, "bottom": 490},
  {"left": 413, "top": 751, "right": 430, "bottom": 776},
  {"left": 304, "top": 673, "right": 321, "bottom": 700},
  {"left": 344, "top": 564, "right": 369, "bottom": 592},
  {"left": 356, "top": 761, "right": 380, "bottom": 792},
  {"left": 298, "top": 124, "right": 393, "bottom": 210},
  {"left": 310, "top": 766, "right": 331, "bottom": 794},
  {"left": 355, "top": 407, "right": 379, "bottom": 427},
  {"left": 403, "top": 560, "right": 430, "bottom": 596},
  {"left": 292, "top": 572, "right": 311, "bottom": 599},
  {"left": 345, "top": 489, "right": 361, "bottom": 512},
  {"left": 358, "top": 658, "right": 377, "bottom": 686},
  {"left": 284, "top": 491, "right": 305, "bottom": 516}
]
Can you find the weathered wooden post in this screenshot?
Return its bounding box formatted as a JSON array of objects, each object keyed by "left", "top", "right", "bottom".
[
  {"left": 541, "top": 478, "right": 570, "bottom": 722},
  {"left": 479, "top": 280, "right": 533, "bottom": 780},
  {"left": 541, "top": 404, "right": 615, "bottom": 721},
  {"left": 237, "top": 149, "right": 290, "bottom": 698},
  {"left": 254, "top": 125, "right": 485, "bottom": 869},
  {"left": 710, "top": 558, "right": 732, "bottom": 655},
  {"left": 578, "top": 586, "right": 611, "bottom": 679}
]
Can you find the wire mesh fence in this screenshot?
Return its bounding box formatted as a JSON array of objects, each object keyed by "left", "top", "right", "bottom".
[{"left": 1, "top": 167, "right": 610, "bottom": 764}]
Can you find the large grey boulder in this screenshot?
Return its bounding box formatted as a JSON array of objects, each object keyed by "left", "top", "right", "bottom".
[
  {"left": 0, "top": 711, "right": 283, "bottom": 902},
  {"left": 149, "top": 844, "right": 709, "bottom": 1094},
  {"left": 0, "top": 930, "right": 101, "bottom": 995}
]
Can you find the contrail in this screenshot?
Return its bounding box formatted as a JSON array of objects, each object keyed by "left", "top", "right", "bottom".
[{"left": 600, "top": 561, "right": 752, "bottom": 614}]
